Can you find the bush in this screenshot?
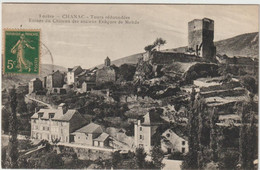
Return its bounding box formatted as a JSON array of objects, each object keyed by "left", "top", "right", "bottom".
[
  {"left": 204, "top": 161, "right": 219, "bottom": 170},
  {"left": 219, "top": 150, "right": 239, "bottom": 170},
  {"left": 240, "top": 76, "right": 257, "bottom": 94},
  {"left": 168, "top": 151, "right": 184, "bottom": 160},
  {"left": 118, "top": 64, "right": 136, "bottom": 81}
]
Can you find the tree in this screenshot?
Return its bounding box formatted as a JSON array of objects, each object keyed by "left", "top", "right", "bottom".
[
  {"left": 153, "top": 38, "right": 166, "bottom": 51},
  {"left": 151, "top": 145, "right": 165, "bottom": 169},
  {"left": 111, "top": 151, "right": 122, "bottom": 168},
  {"left": 196, "top": 94, "right": 208, "bottom": 169},
  {"left": 241, "top": 76, "right": 257, "bottom": 94},
  {"left": 40, "top": 151, "right": 63, "bottom": 168},
  {"left": 182, "top": 88, "right": 199, "bottom": 169},
  {"left": 2, "top": 107, "right": 10, "bottom": 133},
  {"left": 144, "top": 44, "right": 156, "bottom": 52},
  {"left": 6, "top": 87, "right": 19, "bottom": 168},
  {"left": 17, "top": 99, "right": 28, "bottom": 114},
  {"left": 135, "top": 147, "right": 147, "bottom": 169},
  {"left": 118, "top": 64, "right": 136, "bottom": 81},
  {"left": 27, "top": 102, "right": 38, "bottom": 114},
  {"left": 239, "top": 100, "right": 257, "bottom": 170},
  {"left": 209, "top": 107, "right": 219, "bottom": 162}
]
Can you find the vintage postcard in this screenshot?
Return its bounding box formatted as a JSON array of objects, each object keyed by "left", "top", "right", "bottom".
[{"left": 1, "top": 3, "right": 259, "bottom": 170}]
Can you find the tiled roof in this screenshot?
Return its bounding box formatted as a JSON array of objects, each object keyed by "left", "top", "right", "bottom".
[
  {"left": 77, "top": 70, "right": 89, "bottom": 77},
  {"left": 141, "top": 110, "right": 164, "bottom": 126},
  {"left": 31, "top": 108, "right": 61, "bottom": 120},
  {"left": 162, "top": 128, "right": 188, "bottom": 142},
  {"left": 94, "top": 132, "right": 109, "bottom": 142},
  {"left": 31, "top": 108, "right": 78, "bottom": 121},
  {"left": 73, "top": 123, "right": 103, "bottom": 134},
  {"left": 59, "top": 110, "right": 77, "bottom": 121},
  {"left": 72, "top": 66, "right": 81, "bottom": 72},
  {"left": 30, "top": 78, "right": 41, "bottom": 82}
]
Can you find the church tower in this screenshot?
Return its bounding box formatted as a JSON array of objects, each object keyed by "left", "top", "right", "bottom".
[{"left": 104, "top": 56, "right": 111, "bottom": 67}]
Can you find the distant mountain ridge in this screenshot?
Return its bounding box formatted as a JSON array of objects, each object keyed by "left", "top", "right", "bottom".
[
  {"left": 106, "top": 32, "right": 259, "bottom": 67},
  {"left": 2, "top": 64, "right": 67, "bottom": 90}
]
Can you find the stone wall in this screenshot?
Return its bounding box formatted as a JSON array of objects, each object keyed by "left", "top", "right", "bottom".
[
  {"left": 150, "top": 51, "right": 203, "bottom": 64},
  {"left": 59, "top": 146, "right": 112, "bottom": 161}
]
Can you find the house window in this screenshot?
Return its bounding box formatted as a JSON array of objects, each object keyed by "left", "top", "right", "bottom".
[
  {"left": 140, "top": 127, "right": 142, "bottom": 131},
  {"left": 33, "top": 119, "right": 36, "bottom": 123},
  {"left": 49, "top": 113, "right": 55, "bottom": 119},
  {"left": 166, "top": 133, "right": 170, "bottom": 138},
  {"left": 182, "top": 148, "right": 185, "bottom": 153},
  {"left": 43, "top": 127, "right": 45, "bottom": 130},
  {"left": 140, "top": 135, "right": 143, "bottom": 140},
  {"left": 38, "top": 112, "right": 44, "bottom": 119},
  {"left": 182, "top": 141, "right": 185, "bottom": 145}
]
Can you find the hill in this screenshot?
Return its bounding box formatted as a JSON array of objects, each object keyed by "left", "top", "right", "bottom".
[
  {"left": 95, "top": 53, "right": 143, "bottom": 68},
  {"left": 2, "top": 64, "right": 67, "bottom": 90},
  {"left": 215, "top": 32, "right": 259, "bottom": 58},
  {"left": 105, "top": 32, "right": 259, "bottom": 67}
]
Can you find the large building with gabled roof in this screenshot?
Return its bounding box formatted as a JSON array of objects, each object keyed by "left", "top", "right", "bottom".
[{"left": 31, "top": 103, "right": 88, "bottom": 143}]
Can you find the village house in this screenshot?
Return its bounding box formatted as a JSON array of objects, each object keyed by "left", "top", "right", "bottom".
[
  {"left": 82, "top": 81, "right": 96, "bottom": 92},
  {"left": 44, "top": 70, "right": 65, "bottom": 90},
  {"left": 71, "top": 123, "right": 110, "bottom": 147},
  {"left": 29, "top": 78, "right": 43, "bottom": 94},
  {"left": 134, "top": 111, "right": 163, "bottom": 152},
  {"left": 67, "top": 66, "right": 83, "bottom": 85},
  {"left": 31, "top": 103, "right": 88, "bottom": 143},
  {"left": 161, "top": 129, "right": 189, "bottom": 154}
]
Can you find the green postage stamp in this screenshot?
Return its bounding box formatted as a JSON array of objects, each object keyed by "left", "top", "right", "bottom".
[{"left": 3, "top": 29, "right": 40, "bottom": 74}]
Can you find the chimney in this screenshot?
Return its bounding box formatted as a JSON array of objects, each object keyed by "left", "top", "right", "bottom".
[{"left": 58, "top": 103, "right": 68, "bottom": 114}]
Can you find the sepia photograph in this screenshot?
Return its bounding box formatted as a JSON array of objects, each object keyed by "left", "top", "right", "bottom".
[{"left": 1, "top": 3, "right": 259, "bottom": 169}]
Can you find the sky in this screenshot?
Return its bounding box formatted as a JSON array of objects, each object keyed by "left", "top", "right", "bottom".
[{"left": 2, "top": 4, "right": 259, "bottom": 69}]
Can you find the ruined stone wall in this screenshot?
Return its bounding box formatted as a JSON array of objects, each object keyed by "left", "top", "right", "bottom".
[
  {"left": 188, "top": 19, "right": 203, "bottom": 51},
  {"left": 59, "top": 146, "right": 112, "bottom": 161},
  {"left": 188, "top": 18, "right": 215, "bottom": 59},
  {"left": 150, "top": 52, "right": 203, "bottom": 64}
]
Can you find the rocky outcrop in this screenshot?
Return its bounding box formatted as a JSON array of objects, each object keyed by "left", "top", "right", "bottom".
[{"left": 183, "top": 63, "right": 219, "bottom": 83}]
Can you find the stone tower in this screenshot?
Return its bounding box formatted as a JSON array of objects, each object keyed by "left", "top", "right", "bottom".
[
  {"left": 104, "top": 56, "right": 111, "bottom": 67},
  {"left": 188, "top": 18, "right": 216, "bottom": 60}
]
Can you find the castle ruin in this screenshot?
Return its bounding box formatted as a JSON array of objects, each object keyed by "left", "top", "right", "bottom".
[{"left": 188, "top": 18, "right": 216, "bottom": 60}]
